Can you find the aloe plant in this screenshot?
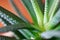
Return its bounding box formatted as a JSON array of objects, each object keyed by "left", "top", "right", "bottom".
[{"left": 0, "top": 0, "right": 60, "bottom": 40}]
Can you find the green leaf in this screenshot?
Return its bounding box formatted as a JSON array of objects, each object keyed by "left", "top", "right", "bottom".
[
  {"left": 48, "top": 0, "right": 59, "bottom": 21},
  {"left": 48, "top": 0, "right": 54, "bottom": 11},
  {"left": 37, "top": 0, "right": 44, "bottom": 14},
  {"left": 21, "top": 0, "right": 38, "bottom": 25},
  {"left": 21, "top": 0, "right": 45, "bottom": 31},
  {"left": 44, "top": 0, "right": 59, "bottom": 25},
  {"left": 18, "top": 29, "right": 35, "bottom": 39},
  {"left": 30, "top": 0, "right": 44, "bottom": 30},
  {"left": 30, "top": 30, "right": 42, "bottom": 40},
  {"left": 45, "top": 9, "right": 60, "bottom": 30},
  {"left": 44, "top": 0, "right": 49, "bottom": 25},
  {"left": 54, "top": 24, "right": 60, "bottom": 30}
]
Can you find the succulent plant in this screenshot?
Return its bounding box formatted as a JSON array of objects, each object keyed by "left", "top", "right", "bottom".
[{"left": 0, "top": 0, "right": 60, "bottom": 40}]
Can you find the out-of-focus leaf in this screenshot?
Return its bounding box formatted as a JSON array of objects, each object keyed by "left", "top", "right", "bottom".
[
  {"left": 0, "top": 36, "right": 17, "bottom": 40},
  {"left": 41, "top": 30, "right": 60, "bottom": 39},
  {"left": 0, "top": 6, "right": 25, "bottom": 24},
  {"left": 0, "top": 17, "right": 11, "bottom": 25},
  {"left": 0, "top": 24, "right": 25, "bottom": 32},
  {"left": 0, "top": 23, "right": 35, "bottom": 32}
]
